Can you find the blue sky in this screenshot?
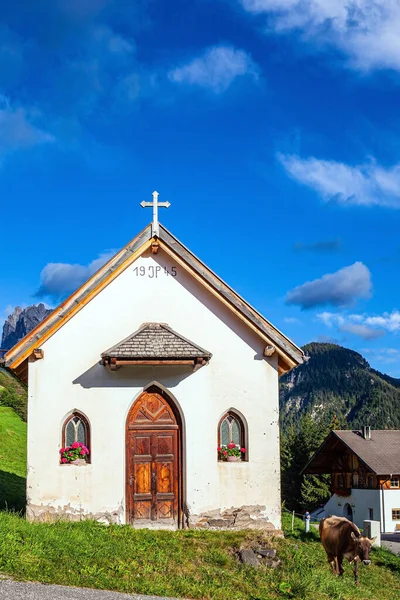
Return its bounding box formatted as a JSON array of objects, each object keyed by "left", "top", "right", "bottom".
[{"left": 2, "top": 0, "right": 400, "bottom": 375}]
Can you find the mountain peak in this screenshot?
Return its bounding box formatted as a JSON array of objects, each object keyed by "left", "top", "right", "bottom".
[
  {"left": 280, "top": 341, "right": 400, "bottom": 430},
  {"left": 1, "top": 304, "right": 53, "bottom": 350}
]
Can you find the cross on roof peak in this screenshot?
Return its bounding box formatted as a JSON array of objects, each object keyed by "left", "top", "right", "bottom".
[{"left": 140, "top": 190, "right": 171, "bottom": 237}]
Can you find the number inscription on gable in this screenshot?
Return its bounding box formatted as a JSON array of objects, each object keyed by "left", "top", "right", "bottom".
[{"left": 133, "top": 266, "right": 177, "bottom": 278}]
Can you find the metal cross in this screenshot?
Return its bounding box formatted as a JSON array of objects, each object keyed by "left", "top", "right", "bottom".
[{"left": 140, "top": 191, "right": 171, "bottom": 237}]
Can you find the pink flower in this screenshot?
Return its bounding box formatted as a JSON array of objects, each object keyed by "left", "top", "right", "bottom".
[
  {"left": 217, "top": 446, "right": 222, "bottom": 452},
  {"left": 223, "top": 451, "right": 228, "bottom": 456},
  {"left": 59, "top": 448, "right": 65, "bottom": 454},
  {"left": 71, "top": 442, "right": 80, "bottom": 449},
  {"left": 228, "top": 443, "right": 236, "bottom": 449},
  {"left": 61, "top": 458, "right": 68, "bottom": 464},
  {"left": 80, "top": 450, "right": 86, "bottom": 455},
  {"left": 240, "top": 448, "right": 246, "bottom": 453}
]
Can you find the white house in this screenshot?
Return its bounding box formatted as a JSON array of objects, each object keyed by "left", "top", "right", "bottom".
[
  {"left": 4, "top": 197, "right": 303, "bottom": 530},
  {"left": 304, "top": 427, "right": 400, "bottom": 533}
]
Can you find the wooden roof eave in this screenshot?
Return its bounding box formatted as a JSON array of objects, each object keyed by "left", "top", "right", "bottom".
[
  {"left": 5, "top": 222, "right": 303, "bottom": 375},
  {"left": 302, "top": 431, "right": 378, "bottom": 475},
  {"left": 157, "top": 235, "right": 302, "bottom": 373},
  {"left": 5, "top": 226, "right": 153, "bottom": 370}
]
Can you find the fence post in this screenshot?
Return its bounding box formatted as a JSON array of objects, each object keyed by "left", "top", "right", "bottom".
[
  {"left": 291, "top": 510, "right": 295, "bottom": 532},
  {"left": 305, "top": 511, "right": 310, "bottom": 533}
]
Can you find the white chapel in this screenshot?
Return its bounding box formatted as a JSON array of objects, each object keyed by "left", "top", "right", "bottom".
[{"left": 5, "top": 192, "right": 303, "bottom": 530}]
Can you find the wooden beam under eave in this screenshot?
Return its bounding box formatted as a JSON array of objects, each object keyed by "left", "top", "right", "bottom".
[
  {"left": 114, "top": 359, "right": 195, "bottom": 366},
  {"left": 14, "top": 358, "right": 29, "bottom": 386},
  {"left": 103, "top": 358, "right": 209, "bottom": 370},
  {"left": 278, "top": 354, "right": 293, "bottom": 376}
]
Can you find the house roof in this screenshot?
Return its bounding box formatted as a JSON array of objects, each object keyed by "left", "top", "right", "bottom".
[
  {"left": 4, "top": 223, "right": 304, "bottom": 381},
  {"left": 303, "top": 429, "right": 400, "bottom": 476},
  {"left": 101, "top": 322, "right": 212, "bottom": 361}
]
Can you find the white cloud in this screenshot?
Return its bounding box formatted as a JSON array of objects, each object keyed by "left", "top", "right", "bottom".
[
  {"left": 362, "top": 347, "right": 400, "bottom": 366},
  {"left": 278, "top": 154, "right": 400, "bottom": 208},
  {"left": 0, "top": 95, "right": 54, "bottom": 158},
  {"left": 286, "top": 262, "right": 372, "bottom": 309},
  {"left": 35, "top": 251, "right": 115, "bottom": 301},
  {"left": 317, "top": 312, "right": 384, "bottom": 340},
  {"left": 365, "top": 310, "right": 400, "bottom": 332},
  {"left": 168, "top": 45, "right": 259, "bottom": 93},
  {"left": 340, "top": 322, "right": 385, "bottom": 340},
  {"left": 239, "top": 0, "right": 400, "bottom": 72},
  {"left": 283, "top": 316, "right": 301, "bottom": 324},
  {"left": 317, "top": 309, "right": 400, "bottom": 339}
]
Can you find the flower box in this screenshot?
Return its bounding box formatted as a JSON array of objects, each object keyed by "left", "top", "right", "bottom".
[
  {"left": 60, "top": 442, "right": 90, "bottom": 464},
  {"left": 218, "top": 443, "right": 246, "bottom": 461}
]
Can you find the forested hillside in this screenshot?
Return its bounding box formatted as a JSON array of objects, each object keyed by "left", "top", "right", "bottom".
[{"left": 280, "top": 342, "right": 400, "bottom": 431}]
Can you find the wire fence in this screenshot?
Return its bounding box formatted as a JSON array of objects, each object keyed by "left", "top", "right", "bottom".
[{"left": 282, "top": 506, "right": 321, "bottom": 533}]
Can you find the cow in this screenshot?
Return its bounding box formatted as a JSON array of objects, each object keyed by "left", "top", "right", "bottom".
[{"left": 319, "top": 516, "right": 376, "bottom": 585}]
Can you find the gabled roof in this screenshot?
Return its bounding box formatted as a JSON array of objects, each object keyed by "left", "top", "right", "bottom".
[
  {"left": 5, "top": 223, "right": 304, "bottom": 380},
  {"left": 101, "top": 322, "right": 212, "bottom": 361},
  {"left": 303, "top": 429, "right": 400, "bottom": 476}
]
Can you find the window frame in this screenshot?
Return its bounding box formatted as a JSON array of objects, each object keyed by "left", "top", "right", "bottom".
[
  {"left": 392, "top": 509, "right": 400, "bottom": 520},
  {"left": 61, "top": 411, "right": 91, "bottom": 464},
  {"left": 390, "top": 478, "right": 399, "bottom": 489},
  {"left": 217, "top": 410, "right": 247, "bottom": 462}
]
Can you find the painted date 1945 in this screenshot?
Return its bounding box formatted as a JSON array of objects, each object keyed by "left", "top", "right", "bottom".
[{"left": 133, "top": 265, "right": 177, "bottom": 278}]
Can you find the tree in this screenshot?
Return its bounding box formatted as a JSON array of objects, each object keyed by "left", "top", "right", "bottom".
[{"left": 281, "top": 413, "right": 337, "bottom": 512}]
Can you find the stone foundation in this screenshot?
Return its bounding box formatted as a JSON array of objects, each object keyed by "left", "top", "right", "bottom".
[
  {"left": 26, "top": 503, "right": 124, "bottom": 525},
  {"left": 187, "top": 504, "right": 280, "bottom": 532}
]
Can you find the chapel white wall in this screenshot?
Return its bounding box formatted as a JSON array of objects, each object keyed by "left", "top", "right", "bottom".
[{"left": 27, "top": 249, "right": 282, "bottom": 528}]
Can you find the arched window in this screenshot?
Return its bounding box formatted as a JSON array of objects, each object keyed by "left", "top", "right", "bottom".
[
  {"left": 62, "top": 412, "right": 91, "bottom": 463},
  {"left": 218, "top": 410, "right": 247, "bottom": 461}
]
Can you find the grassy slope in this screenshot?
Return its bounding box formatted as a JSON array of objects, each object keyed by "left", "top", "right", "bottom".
[
  {"left": 0, "top": 407, "right": 27, "bottom": 511},
  {"left": 0, "top": 513, "right": 398, "bottom": 600},
  {"left": 0, "top": 368, "right": 28, "bottom": 421}
]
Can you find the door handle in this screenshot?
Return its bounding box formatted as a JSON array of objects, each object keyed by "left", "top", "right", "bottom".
[{"left": 129, "top": 475, "right": 135, "bottom": 486}]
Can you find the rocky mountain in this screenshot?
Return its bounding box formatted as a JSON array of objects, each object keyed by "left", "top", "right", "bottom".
[
  {"left": 1, "top": 304, "right": 53, "bottom": 350},
  {"left": 280, "top": 342, "right": 400, "bottom": 431}
]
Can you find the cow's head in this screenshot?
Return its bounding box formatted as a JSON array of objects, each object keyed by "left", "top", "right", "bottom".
[{"left": 350, "top": 532, "right": 376, "bottom": 565}]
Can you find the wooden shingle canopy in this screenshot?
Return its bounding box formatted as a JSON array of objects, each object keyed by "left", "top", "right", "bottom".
[
  {"left": 303, "top": 429, "right": 400, "bottom": 476},
  {"left": 101, "top": 323, "right": 212, "bottom": 371},
  {"left": 4, "top": 223, "right": 304, "bottom": 385}
]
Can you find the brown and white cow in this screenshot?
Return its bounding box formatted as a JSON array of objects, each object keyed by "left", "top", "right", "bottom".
[{"left": 319, "top": 516, "right": 376, "bottom": 585}]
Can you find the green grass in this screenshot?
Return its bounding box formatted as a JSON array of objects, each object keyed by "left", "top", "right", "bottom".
[
  {"left": 0, "top": 407, "right": 27, "bottom": 511},
  {"left": 0, "top": 404, "right": 398, "bottom": 598},
  {"left": 0, "top": 512, "right": 398, "bottom": 599},
  {"left": 0, "top": 368, "right": 28, "bottom": 421}
]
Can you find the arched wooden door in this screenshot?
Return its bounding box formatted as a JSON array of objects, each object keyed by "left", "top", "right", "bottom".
[{"left": 126, "top": 389, "right": 181, "bottom": 527}]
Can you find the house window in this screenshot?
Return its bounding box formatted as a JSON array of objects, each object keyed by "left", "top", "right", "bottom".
[
  {"left": 390, "top": 478, "right": 399, "bottom": 488},
  {"left": 368, "top": 508, "right": 374, "bottom": 520},
  {"left": 218, "top": 411, "right": 247, "bottom": 460},
  {"left": 392, "top": 509, "right": 400, "bottom": 520},
  {"left": 62, "top": 412, "right": 90, "bottom": 463}
]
